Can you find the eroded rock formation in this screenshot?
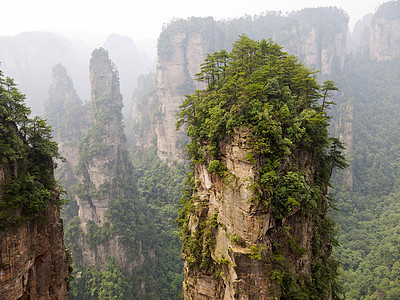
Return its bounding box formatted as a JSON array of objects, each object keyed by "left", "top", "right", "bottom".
[
  {"left": 76, "top": 47, "right": 129, "bottom": 228},
  {"left": 156, "top": 29, "right": 210, "bottom": 162},
  {"left": 370, "top": 1, "right": 400, "bottom": 61},
  {"left": 0, "top": 196, "right": 69, "bottom": 300},
  {"left": 182, "top": 131, "right": 333, "bottom": 299},
  {"left": 148, "top": 9, "right": 348, "bottom": 163},
  {"left": 45, "top": 64, "right": 87, "bottom": 193}
]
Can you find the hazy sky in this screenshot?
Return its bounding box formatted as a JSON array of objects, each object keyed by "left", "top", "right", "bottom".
[{"left": 1, "top": 0, "right": 388, "bottom": 43}]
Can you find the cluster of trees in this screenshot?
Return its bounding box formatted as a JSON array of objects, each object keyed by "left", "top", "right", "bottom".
[
  {"left": 177, "top": 35, "right": 346, "bottom": 298},
  {"left": 0, "top": 69, "right": 63, "bottom": 229}
]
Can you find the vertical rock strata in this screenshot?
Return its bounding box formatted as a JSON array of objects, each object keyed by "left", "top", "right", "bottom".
[
  {"left": 274, "top": 8, "right": 348, "bottom": 75},
  {"left": 178, "top": 37, "right": 344, "bottom": 299},
  {"left": 370, "top": 1, "right": 400, "bottom": 61},
  {"left": 77, "top": 48, "right": 128, "bottom": 228},
  {"left": 0, "top": 71, "right": 69, "bottom": 299},
  {"left": 153, "top": 9, "right": 348, "bottom": 163},
  {"left": 156, "top": 29, "right": 210, "bottom": 162},
  {"left": 0, "top": 193, "right": 69, "bottom": 300}
]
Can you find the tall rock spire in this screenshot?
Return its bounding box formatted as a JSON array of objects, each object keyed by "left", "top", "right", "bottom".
[{"left": 76, "top": 47, "right": 131, "bottom": 227}]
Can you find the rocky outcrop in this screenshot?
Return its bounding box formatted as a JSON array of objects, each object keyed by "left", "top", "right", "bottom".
[
  {"left": 156, "top": 29, "right": 211, "bottom": 162},
  {"left": 45, "top": 64, "right": 87, "bottom": 193},
  {"left": 370, "top": 1, "right": 400, "bottom": 61},
  {"left": 177, "top": 37, "right": 342, "bottom": 299},
  {"left": 153, "top": 10, "right": 348, "bottom": 163},
  {"left": 274, "top": 8, "right": 348, "bottom": 75},
  {"left": 76, "top": 47, "right": 129, "bottom": 228},
  {"left": 0, "top": 199, "right": 69, "bottom": 300},
  {"left": 183, "top": 131, "right": 327, "bottom": 299}
]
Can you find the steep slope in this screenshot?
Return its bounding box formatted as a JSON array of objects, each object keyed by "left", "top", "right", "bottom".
[
  {"left": 370, "top": 1, "right": 400, "bottom": 61},
  {"left": 148, "top": 8, "right": 348, "bottom": 163},
  {"left": 58, "top": 48, "right": 156, "bottom": 299},
  {"left": 156, "top": 18, "right": 219, "bottom": 162},
  {"left": 177, "top": 37, "right": 345, "bottom": 299},
  {"left": 0, "top": 69, "right": 69, "bottom": 299},
  {"left": 45, "top": 64, "right": 88, "bottom": 193}
]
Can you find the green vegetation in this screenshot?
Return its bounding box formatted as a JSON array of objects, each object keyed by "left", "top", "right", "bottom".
[
  {"left": 0, "top": 68, "right": 63, "bottom": 230},
  {"left": 158, "top": 7, "right": 348, "bottom": 73},
  {"left": 56, "top": 48, "right": 187, "bottom": 299},
  {"left": 331, "top": 58, "right": 400, "bottom": 299},
  {"left": 177, "top": 35, "right": 346, "bottom": 298}
]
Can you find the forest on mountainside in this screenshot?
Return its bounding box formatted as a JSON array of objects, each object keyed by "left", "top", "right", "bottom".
[
  {"left": 1, "top": 1, "right": 400, "bottom": 299},
  {"left": 331, "top": 57, "right": 400, "bottom": 299}
]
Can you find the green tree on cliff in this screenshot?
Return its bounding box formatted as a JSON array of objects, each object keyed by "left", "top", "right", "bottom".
[
  {"left": 0, "top": 68, "right": 63, "bottom": 229},
  {"left": 177, "top": 35, "right": 345, "bottom": 299}
]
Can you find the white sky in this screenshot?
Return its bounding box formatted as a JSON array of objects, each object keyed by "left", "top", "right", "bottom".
[{"left": 0, "top": 0, "right": 388, "bottom": 42}]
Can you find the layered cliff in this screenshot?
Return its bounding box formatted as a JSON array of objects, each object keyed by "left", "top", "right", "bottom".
[
  {"left": 0, "top": 70, "right": 69, "bottom": 299},
  {"left": 370, "top": 1, "right": 400, "bottom": 61},
  {"left": 274, "top": 7, "right": 348, "bottom": 75},
  {"left": 58, "top": 48, "right": 156, "bottom": 299},
  {"left": 156, "top": 18, "right": 218, "bottom": 162},
  {"left": 45, "top": 64, "right": 88, "bottom": 193},
  {"left": 151, "top": 9, "right": 348, "bottom": 163},
  {"left": 177, "top": 37, "right": 345, "bottom": 299},
  {"left": 0, "top": 195, "right": 69, "bottom": 300}
]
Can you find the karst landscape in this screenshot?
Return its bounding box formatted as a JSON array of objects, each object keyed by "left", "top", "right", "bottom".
[{"left": 1, "top": 1, "right": 400, "bottom": 299}]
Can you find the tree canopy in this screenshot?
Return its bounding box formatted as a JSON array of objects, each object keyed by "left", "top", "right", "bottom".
[
  {"left": 0, "top": 67, "right": 63, "bottom": 229},
  {"left": 177, "top": 35, "right": 346, "bottom": 298}
]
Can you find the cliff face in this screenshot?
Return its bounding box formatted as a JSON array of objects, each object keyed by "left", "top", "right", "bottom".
[
  {"left": 0, "top": 70, "right": 69, "bottom": 299},
  {"left": 183, "top": 131, "right": 281, "bottom": 299},
  {"left": 0, "top": 190, "right": 69, "bottom": 300},
  {"left": 45, "top": 64, "right": 87, "bottom": 192},
  {"left": 178, "top": 37, "right": 342, "bottom": 299},
  {"left": 152, "top": 10, "right": 347, "bottom": 163},
  {"left": 156, "top": 30, "right": 210, "bottom": 162},
  {"left": 274, "top": 8, "right": 348, "bottom": 75},
  {"left": 370, "top": 17, "right": 400, "bottom": 61},
  {"left": 183, "top": 132, "right": 328, "bottom": 299}
]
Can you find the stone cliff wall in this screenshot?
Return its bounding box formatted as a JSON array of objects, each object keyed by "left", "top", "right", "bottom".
[
  {"left": 370, "top": 17, "right": 400, "bottom": 61},
  {"left": 153, "top": 10, "right": 348, "bottom": 163},
  {"left": 156, "top": 30, "right": 209, "bottom": 162},
  {"left": 0, "top": 201, "right": 69, "bottom": 300},
  {"left": 0, "top": 157, "right": 69, "bottom": 299},
  {"left": 274, "top": 8, "right": 348, "bottom": 75},
  {"left": 45, "top": 64, "right": 88, "bottom": 194},
  {"left": 182, "top": 131, "right": 327, "bottom": 299}
]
